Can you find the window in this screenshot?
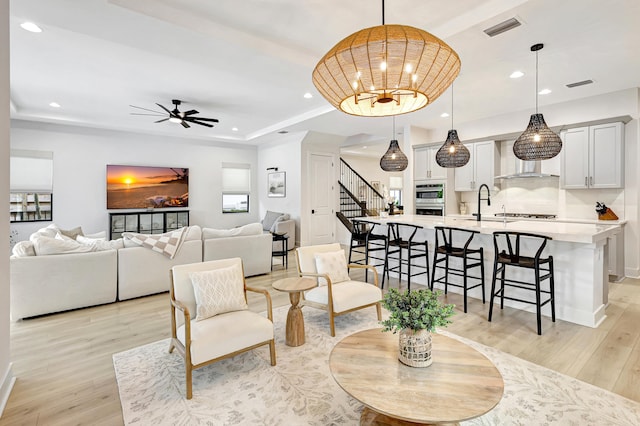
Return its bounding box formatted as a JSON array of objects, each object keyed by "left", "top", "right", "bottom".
[
  {"left": 389, "top": 176, "right": 403, "bottom": 206},
  {"left": 222, "top": 163, "right": 250, "bottom": 213}
]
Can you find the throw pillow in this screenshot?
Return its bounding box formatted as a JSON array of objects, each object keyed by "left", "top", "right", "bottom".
[
  {"left": 59, "top": 226, "right": 84, "bottom": 239},
  {"left": 262, "top": 210, "right": 283, "bottom": 232},
  {"left": 314, "top": 250, "right": 350, "bottom": 286},
  {"left": 189, "top": 263, "right": 248, "bottom": 321},
  {"left": 32, "top": 235, "right": 94, "bottom": 256},
  {"left": 12, "top": 241, "right": 36, "bottom": 257}
]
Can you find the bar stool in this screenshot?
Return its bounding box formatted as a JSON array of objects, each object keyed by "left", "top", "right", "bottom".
[
  {"left": 488, "top": 231, "right": 556, "bottom": 335},
  {"left": 430, "top": 226, "right": 485, "bottom": 313},
  {"left": 383, "top": 222, "right": 429, "bottom": 290},
  {"left": 348, "top": 219, "right": 387, "bottom": 282}
]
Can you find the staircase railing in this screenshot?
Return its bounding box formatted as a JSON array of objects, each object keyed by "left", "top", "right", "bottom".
[{"left": 338, "top": 158, "right": 386, "bottom": 219}]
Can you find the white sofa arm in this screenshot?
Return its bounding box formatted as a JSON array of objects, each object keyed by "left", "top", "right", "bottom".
[
  {"left": 10, "top": 250, "right": 118, "bottom": 320},
  {"left": 273, "top": 219, "right": 295, "bottom": 250},
  {"left": 204, "top": 233, "right": 271, "bottom": 276}
]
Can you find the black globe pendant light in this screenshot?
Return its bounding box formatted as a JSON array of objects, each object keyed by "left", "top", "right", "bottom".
[
  {"left": 436, "top": 85, "right": 470, "bottom": 168},
  {"left": 513, "top": 43, "right": 562, "bottom": 160},
  {"left": 380, "top": 116, "right": 408, "bottom": 171}
]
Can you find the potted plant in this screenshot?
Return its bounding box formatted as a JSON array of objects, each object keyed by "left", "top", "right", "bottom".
[{"left": 380, "top": 288, "right": 455, "bottom": 368}]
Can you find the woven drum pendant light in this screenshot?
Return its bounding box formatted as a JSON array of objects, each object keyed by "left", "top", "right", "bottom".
[
  {"left": 513, "top": 43, "right": 562, "bottom": 160},
  {"left": 312, "top": 0, "right": 461, "bottom": 117},
  {"left": 436, "top": 85, "right": 470, "bottom": 168},
  {"left": 380, "top": 116, "right": 408, "bottom": 171}
]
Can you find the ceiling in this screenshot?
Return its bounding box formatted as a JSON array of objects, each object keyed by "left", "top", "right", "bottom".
[{"left": 9, "top": 0, "right": 640, "bottom": 155}]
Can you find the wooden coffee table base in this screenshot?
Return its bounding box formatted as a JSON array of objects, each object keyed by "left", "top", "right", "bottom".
[{"left": 360, "top": 407, "right": 458, "bottom": 426}]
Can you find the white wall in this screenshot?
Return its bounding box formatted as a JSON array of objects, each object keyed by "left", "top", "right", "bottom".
[
  {"left": 10, "top": 120, "right": 261, "bottom": 243},
  {"left": 1, "top": 0, "right": 14, "bottom": 415},
  {"left": 258, "top": 133, "right": 303, "bottom": 247}
]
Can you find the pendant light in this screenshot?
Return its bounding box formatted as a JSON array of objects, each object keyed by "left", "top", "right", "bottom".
[
  {"left": 513, "top": 43, "right": 562, "bottom": 160},
  {"left": 435, "top": 85, "right": 470, "bottom": 168},
  {"left": 312, "top": 0, "right": 460, "bottom": 117},
  {"left": 380, "top": 116, "right": 408, "bottom": 171}
]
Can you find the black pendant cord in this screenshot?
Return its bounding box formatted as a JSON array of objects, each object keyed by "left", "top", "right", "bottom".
[
  {"left": 451, "top": 84, "right": 454, "bottom": 130},
  {"left": 535, "top": 47, "right": 538, "bottom": 114},
  {"left": 392, "top": 115, "right": 395, "bottom": 139},
  {"left": 382, "top": 0, "right": 385, "bottom": 25}
]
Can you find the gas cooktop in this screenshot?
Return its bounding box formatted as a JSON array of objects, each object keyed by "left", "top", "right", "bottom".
[{"left": 494, "top": 213, "right": 557, "bottom": 219}]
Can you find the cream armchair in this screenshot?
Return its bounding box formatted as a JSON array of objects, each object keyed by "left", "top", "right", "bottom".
[
  {"left": 295, "top": 243, "right": 382, "bottom": 337},
  {"left": 169, "top": 258, "right": 276, "bottom": 399}
]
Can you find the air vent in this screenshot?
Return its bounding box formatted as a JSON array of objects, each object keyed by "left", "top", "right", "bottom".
[
  {"left": 483, "top": 18, "right": 521, "bottom": 37},
  {"left": 566, "top": 79, "right": 593, "bottom": 88}
]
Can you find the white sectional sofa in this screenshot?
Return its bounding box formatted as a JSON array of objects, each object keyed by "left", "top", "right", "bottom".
[{"left": 10, "top": 222, "right": 276, "bottom": 319}]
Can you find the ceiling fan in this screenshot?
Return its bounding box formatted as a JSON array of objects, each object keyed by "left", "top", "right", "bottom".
[{"left": 130, "top": 99, "right": 219, "bottom": 128}]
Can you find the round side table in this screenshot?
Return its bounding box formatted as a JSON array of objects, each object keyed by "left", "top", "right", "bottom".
[{"left": 272, "top": 277, "right": 316, "bottom": 347}]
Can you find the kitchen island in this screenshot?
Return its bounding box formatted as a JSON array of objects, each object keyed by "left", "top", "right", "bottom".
[{"left": 362, "top": 214, "right": 622, "bottom": 328}]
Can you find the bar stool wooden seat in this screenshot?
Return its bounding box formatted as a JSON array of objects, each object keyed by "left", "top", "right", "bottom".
[
  {"left": 488, "top": 231, "right": 556, "bottom": 335},
  {"left": 348, "top": 219, "right": 387, "bottom": 282},
  {"left": 430, "top": 226, "right": 485, "bottom": 313},
  {"left": 383, "top": 222, "right": 429, "bottom": 290}
]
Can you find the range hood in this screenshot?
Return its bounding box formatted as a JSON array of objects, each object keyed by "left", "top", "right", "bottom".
[{"left": 495, "top": 159, "right": 559, "bottom": 179}]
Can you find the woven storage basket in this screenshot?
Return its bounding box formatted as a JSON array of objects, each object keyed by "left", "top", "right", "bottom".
[{"left": 398, "top": 328, "right": 432, "bottom": 368}]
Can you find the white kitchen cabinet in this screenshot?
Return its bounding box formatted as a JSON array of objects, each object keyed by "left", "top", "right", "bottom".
[
  {"left": 454, "top": 140, "right": 497, "bottom": 191},
  {"left": 414, "top": 145, "right": 446, "bottom": 180},
  {"left": 561, "top": 122, "right": 624, "bottom": 189}
]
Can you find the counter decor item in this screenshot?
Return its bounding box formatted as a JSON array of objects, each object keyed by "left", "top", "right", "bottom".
[
  {"left": 595, "top": 202, "right": 618, "bottom": 220},
  {"left": 380, "top": 288, "right": 455, "bottom": 367}
]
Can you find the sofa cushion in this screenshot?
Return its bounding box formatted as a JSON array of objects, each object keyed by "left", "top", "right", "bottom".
[
  {"left": 314, "top": 250, "right": 350, "bottom": 285},
  {"left": 189, "top": 263, "right": 248, "bottom": 321},
  {"left": 184, "top": 225, "right": 202, "bottom": 241},
  {"left": 77, "top": 235, "right": 125, "bottom": 251},
  {"left": 59, "top": 226, "right": 84, "bottom": 239},
  {"left": 83, "top": 231, "right": 107, "bottom": 240},
  {"left": 30, "top": 223, "right": 59, "bottom": 241},
  {"left": 203, "top": 223, "right": 262, "bottom": 239},
  {"left": 12, "top": 241, "right": 36, "bottom": 257}
]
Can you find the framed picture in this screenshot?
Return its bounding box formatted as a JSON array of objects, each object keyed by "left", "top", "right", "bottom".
[{"left": 268, "top": 171, "right": 286, "bottom": 198}]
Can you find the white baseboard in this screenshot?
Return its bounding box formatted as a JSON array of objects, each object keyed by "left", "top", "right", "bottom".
[
  {"left": 0, "top": 363, "right": 15, "bottom": 417},
  {"left": 624, "top": 267, "right": 640, "bottom": 280}
]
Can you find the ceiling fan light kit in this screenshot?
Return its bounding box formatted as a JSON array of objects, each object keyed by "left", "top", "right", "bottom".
[
  {"left": 513, "top": 43, "right": 562, "bottom": 160},
  {"left": 312, "top": 0, "right": 460, "bottom": 117}
]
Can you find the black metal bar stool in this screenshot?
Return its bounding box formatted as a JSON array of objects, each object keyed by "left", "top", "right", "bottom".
[
  {"left": 348, "top": 219, "right": 387, "bottom": 282},
  {"left": 430, "top": 226, "right": 485, "bottom": 313},
  {"left": 383, "top": 222, "right": 429, "bottom": 290},
  {"left": 488, "top": 231, "right": 556, "bottom": 335}
]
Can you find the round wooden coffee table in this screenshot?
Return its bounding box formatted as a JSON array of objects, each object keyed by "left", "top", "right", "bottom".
[
  {"left": 329, "top": 328, "right": 504, "bottom": 425},
  {"left": 272, "top": 277, "right": 316, "bottom": 347}
]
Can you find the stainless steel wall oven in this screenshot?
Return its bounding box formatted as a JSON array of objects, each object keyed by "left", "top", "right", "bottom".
[{"left": 415, "top": 182, "right": 445, "bottom": 216}]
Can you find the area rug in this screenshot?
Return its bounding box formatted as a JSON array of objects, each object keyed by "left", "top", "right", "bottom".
[{"left": 113, "top": 306, "right": 640, "bottom": 425}]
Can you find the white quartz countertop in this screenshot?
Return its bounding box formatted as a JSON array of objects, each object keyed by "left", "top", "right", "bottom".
[{"left": 362, "top": 214, "right": 621, "bottom": 244}]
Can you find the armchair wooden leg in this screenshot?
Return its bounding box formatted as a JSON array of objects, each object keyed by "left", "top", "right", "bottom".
[
  {"left": 168, "top": 341, "right": 175, "bottom": 353},
  {"left": 376, "top": 302, "right": 382, "bottom": 320},
  {"left": 186, "top": 363, "right": 193, "bottom": 400},
  {"left": 269, "top": 340, "right": 277, "bottom": 366},
  {"left": 329, "top": 311, "right": 336, "bottom": 337}
]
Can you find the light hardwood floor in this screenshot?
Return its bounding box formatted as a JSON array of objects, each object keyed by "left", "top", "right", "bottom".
[{"left": 2, "top": 255, "right": 639, "bottom": 425}]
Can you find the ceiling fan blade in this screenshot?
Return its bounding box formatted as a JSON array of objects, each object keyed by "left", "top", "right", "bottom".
[
  {"left": 155, "top": 118, "right": 170, "bottom": 123},
  {"left": 182, "top": 109, "right": 199, "bottom": 116},
  {"left": 131, "top": 112, "right": 165, "bottom": 116},
  {"left": 156, "top": 103, "right": 172, "bottom": 115},
  {"left": 190, "top": 120, "right": 214, "bottom": 128},
  {"left": 184, "top": 117, "right": 219, "bottom": 123},
  {"left": 130, "top": 105, "right": 164, "bottom": 114},
  {"left": 181, "top": 121, "right": 190, "bottom": 128}
]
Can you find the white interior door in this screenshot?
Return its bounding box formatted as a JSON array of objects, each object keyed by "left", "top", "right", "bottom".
[{"left": 309, "top": 153, "right": 335, "bottom": 245}]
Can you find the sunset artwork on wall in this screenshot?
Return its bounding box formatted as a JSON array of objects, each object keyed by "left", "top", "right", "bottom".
[{"left": 106, "top": 165, "right": 189, "bottom": 209}]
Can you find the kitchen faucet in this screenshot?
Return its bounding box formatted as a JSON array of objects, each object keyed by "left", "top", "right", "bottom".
[{"left": 474, "top": 184, "right": 491, "bottom": 222}]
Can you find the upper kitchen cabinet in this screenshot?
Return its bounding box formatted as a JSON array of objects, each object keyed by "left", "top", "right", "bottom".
[
  {"left": 414, "top": 145, "right": 446, "bottom": 181},
  {"left": 561, "top": 122, "right": 624, "bottom": 189},
  {"left": 454, "top": 140, "right": 498, "bottom": 191}
]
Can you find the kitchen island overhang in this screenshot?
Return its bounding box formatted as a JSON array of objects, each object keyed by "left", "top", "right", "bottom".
[{"left": 361, "top": 215, "right": 622, "bottom": 328}]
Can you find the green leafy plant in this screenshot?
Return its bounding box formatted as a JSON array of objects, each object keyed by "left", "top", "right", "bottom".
[{"left": 380, "top": 288, "right": 455, "bottom": 333}]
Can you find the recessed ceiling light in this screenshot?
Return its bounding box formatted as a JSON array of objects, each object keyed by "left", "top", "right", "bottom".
[
  {"left": 232, "top": 127, "right": 238, "bottom": 132},
  {"left": 510, "top": 71, "right": 524, "bottom": 79},
  {"left": 20, "top": 22, "right": 42, "bottom": 33},
  {"left": 440, "top": 112, "right": 449, "bottom": 118},
  {"left": 538, "top": 88, "right": 552, "bottom": 95},
  {"left": 49, "top": 102, "right": 60, "bottom": 108},
  {"left": 303, "top": 92, "right": 313, "bottom": 99}
]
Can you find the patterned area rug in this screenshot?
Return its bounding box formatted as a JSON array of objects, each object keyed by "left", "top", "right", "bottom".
[{"left": 113, "top": 306, "right": 640, "bottom": 425}]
